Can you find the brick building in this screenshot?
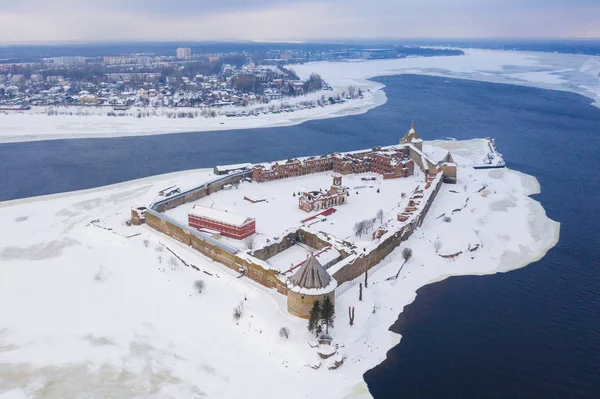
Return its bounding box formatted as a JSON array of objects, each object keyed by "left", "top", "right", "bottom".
[
  {"left": 252, "top": 155, "right": 333, "bottom": 183},
  {"left": 252, "top": 124, "right": 456, "bottom": 184},
  {"left": 299, "top": 176, "right": 348, "bottom": 212},
  {"left": 188, "top": 206, "right": 255, "bottom": 239},
  {"left": 332, "top": 146, "right": 415, "bottom": 179}
]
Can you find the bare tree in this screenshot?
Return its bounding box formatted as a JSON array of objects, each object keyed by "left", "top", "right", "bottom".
[
  {"left": 402, "top": 247, "right": 413, "bottom": 262},
  {"left": 387, "top": 247, "right": 414, "bottom": 280},
  {"left": 169, "top": 257, "right": 178, "bottom": 271},
  {"left": 376, "top": 209, "right": 384, "bottom": 224},
  {"left": 434, "top": 239, "right": 442, "bottom": 253},
  {"left": 359, "top": 282, "right": 363, "bottom": 301},
  {"left": 364, "top": 219, "right": 373, "bottom": 233},
  {"left": 279, "top": 327, "right": 290, "bottom": 339},
  {"left": 243, "top": 236, "right": 255, "bottom": 250},
  {"left": 354, "top": 221, "right": 366, "bottom": 237},
  {"left": 233, "top": 302, "right": 244, "bottom": 323},
  {"left": 347, "top": 85, "right": 356, "bottom": 99},
  {"left": 194, "top": 280, "right": 205, "bottom": 294}
]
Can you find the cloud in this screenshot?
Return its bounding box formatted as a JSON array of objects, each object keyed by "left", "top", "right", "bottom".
[{"left": 0, "top": 0, "right": 597, "bottom": 43}]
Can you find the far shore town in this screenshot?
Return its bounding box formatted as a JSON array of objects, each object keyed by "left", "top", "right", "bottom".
[{"left": 0, "top": 45, "right": 462, "bottom": 117}]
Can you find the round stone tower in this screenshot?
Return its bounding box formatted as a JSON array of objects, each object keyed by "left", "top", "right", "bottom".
[{"left": 286, "top": 254, "right": 337, "bottom": 318}]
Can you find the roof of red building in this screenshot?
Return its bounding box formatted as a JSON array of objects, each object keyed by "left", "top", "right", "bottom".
[{"left": 189, "top": 206, "right": 253, "bottom": 227}]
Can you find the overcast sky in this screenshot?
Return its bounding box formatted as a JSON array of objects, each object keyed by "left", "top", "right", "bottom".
[{"left": 0, "top": 0, "right": 598, "bottom": 43}]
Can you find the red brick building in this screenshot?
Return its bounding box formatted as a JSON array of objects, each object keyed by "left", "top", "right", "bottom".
[
  {"left": 251, "top": 124, "right": 454, "bottom": 184},
  {"left": 252, "top": 155, "right": 333, "bottom": 183},
  {"left": 332, "top": 146, "right": 414, "bottom": 178},
  {"left": 188, "top": 206, "right": 256, "bottom": 240},
  {"left": 299, "top": 176, "right": 348, "bottom": 212}
]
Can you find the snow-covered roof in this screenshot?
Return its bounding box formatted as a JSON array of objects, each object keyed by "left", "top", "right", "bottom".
[
  {"left": 315, "top": 247, "right": 341, "bottom": 266},
  {"left": 422, "top": 144, "right": 450, "bottom": 163},
  {"left": 289, "top": 254, "right": 333, "bottom": 291},
  {"left": 215, "top": 163, "right": 252, "bottom": 172},
  {"left": 189, "top": 206, "right": 253, "bottom": 227}
]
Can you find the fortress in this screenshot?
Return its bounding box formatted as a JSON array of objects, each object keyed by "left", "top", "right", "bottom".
[
  {"left": 251, "top": 123, "right": 456, "bottom": 184},
  {"left": 131, "top": 124, "right": 458, "bottom": 318}
]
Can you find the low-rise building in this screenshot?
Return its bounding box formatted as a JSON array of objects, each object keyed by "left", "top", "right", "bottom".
[
  {"left": 299, "top": 176, "right": 348, "bottom": 212},
  {"left": 188, "top": 206, "right": 255, "bottom": 240},
  {"left": 252, "top": 124, "right": 447, "bottom": 184}
]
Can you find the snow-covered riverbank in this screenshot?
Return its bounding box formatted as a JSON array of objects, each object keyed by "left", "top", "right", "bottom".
[
  {"left": 0, "top": 138, "right": 559, "bottom": 398},
  {"left": 0, "top": 85, "right": 383, "bottom": 144},
  {"left": 1, "top": 48, "right": 599, "bottom": 144}
]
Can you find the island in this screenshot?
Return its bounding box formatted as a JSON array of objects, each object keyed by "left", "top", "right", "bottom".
[{"left": 0, "top": 123, "right": 559, "bottom": 398}]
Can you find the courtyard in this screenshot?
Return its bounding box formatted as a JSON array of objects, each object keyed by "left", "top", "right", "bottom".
[{"left": 164, "top": 171, "right": 422, "bottom": 251}]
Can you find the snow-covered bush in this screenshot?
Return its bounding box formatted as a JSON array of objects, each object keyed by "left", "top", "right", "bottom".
[
  {"left": 194, "top": 280, "right": 205, "bottom": 294},
  {"left": 402, "top": 247, "right": 413, "bottom": 262},
  {"left": 233, "top": 302, "right": 244, "bottom": 322},
  {"left": 169, "top": 257, "right": 178, "bottom": 271},
  {"left": 279, "top": 327, "right": 290, "bottom": 339},
  {"left": 243, "top": 237, "right": 255, "bottom": 250}
]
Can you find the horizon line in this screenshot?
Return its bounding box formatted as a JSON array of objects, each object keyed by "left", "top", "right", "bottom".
[{"left": 1, "top": 37, "right": 600, "bottom": 47}]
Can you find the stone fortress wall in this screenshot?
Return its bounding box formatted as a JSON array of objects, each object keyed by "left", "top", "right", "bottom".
[
  {"left": 287, "top": 290, "right": 336, "bottom": 319},
  {"left": 133, "top": 125, "right": 454, "bottom": 317},
  {"left": 331, "top": 176, "right": 443, "bottom": 284},
  {"left": 135, "top": 167, "right": 443, "bottom": 302},
  {"left": 144, "top": 209, "right": 290, "bottom": 295}
]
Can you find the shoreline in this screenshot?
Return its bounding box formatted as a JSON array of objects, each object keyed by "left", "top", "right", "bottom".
[
  {"left": 0, "top": 138, "right": 560, "bottom": 398},
  {"left": 0, "top": 48, "right": 598, "bottom": 144},
  {"left": 355, "top": 168, "right": 560, "bottom": 399},
  {"left": 361, "top": 175, "right": 560, "bottom": 397},
  {"left": 0, "top": 83, "right": 386, "bottom": 144}
]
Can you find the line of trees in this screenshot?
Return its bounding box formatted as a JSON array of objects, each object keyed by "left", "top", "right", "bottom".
[
  {"left": 307, "top": 295, "right": 336, "bottom": 336},
  {"left": 354, "top": 209, "right": 385, "bottom": 238}
]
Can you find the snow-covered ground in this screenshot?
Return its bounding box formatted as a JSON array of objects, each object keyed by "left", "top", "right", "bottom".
[
  {"left": 164, "top": 172, "right": 420, "bottom": 251},
  {"left": 294, "top": 49, "right": 600, "bottom": 111},
  {"left": 0, "top": 139, "right": 559, "bottom": 399},
  {"left": 0, "top": 89, "right": 380, "bottom": 144},
  {"left": 1, "top": 48, "right": 599, "bottom": 144}
]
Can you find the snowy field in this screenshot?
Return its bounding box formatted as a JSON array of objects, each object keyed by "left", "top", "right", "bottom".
[
  {"left": 164, "top": 172, "right": 421, "bottom": 251},
  {"left": 0, "top": 139, "right": 560, "bottom": 399},
  {"left": 424, "top": 139, "right": 500, "bottom": 168},
  {"left": 1, "top": 48, "right": 599, "bottom": 143}
]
